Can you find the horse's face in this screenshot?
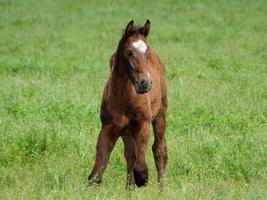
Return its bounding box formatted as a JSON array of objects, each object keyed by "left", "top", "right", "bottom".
[{"left": 122, "top": 20, "right": 152, "bottom": 94}]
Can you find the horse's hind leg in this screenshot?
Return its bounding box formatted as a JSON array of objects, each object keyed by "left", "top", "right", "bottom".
[
  {"left": 152, "top": 112, "right": 168, "bottom": 188},
  {"left": 122, "top": 133, "right": 136, "bottom": 188},
  {"left": 88, "top": 125, "right": 119, "bottom": 185}
]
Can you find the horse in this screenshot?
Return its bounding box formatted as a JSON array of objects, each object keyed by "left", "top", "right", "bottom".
[{"left": 88, "top": 19, "right": 168, "bottom": 188}]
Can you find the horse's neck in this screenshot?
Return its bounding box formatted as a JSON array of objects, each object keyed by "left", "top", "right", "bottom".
[{"left": 109, "top": 69, "right": 133, "bottom": 102}]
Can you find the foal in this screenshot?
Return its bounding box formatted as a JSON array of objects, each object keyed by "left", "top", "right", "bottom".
[{"left": 88, "top": 20, "right": 168, "bottom": 188}]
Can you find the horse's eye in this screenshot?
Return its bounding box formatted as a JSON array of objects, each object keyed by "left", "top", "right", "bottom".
[{"left": 126, "top": 50, "right": 133, "bottom": 57}]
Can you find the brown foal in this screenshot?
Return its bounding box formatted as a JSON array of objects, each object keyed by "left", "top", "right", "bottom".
[{"left": 88, "top": 19, "right": 168, "bottom": 188}]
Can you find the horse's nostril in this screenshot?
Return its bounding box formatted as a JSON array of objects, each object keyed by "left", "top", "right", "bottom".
[{"left": 140, "top": 80, "right": 146, "bottom": 86}]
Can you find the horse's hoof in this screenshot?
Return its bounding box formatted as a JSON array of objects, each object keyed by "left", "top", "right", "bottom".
[
  {"left": 88, "top": 174, "right": 102, "bottom": 186},
  {"left": 133, "top": 167, "right": 148, "bottom": 187}
]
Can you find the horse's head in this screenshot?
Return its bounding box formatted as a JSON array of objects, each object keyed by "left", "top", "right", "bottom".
[{"left": 117, "top": 20, "right": 152, "bottom": 94}]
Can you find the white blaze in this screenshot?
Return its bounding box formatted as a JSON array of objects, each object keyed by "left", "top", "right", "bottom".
[
  {"left": 147, "top": 72, "right": 151, "bottom": 80},
  {"left": 132, "top": 39, "right": 147, "bottom": 53}
]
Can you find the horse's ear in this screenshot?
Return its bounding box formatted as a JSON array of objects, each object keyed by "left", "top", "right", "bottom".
[
  {"left": 139, "top": 19, "right": 150, "bottom": 38},
  {"left": 125, "top": 20, "right": 134, "bottom": 37}
]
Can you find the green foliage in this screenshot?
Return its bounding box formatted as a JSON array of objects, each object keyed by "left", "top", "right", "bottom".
[{"left": 0, "top": 0, "right": 266, "bottom": 199}]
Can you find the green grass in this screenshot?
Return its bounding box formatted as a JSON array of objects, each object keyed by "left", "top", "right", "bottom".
[{"left": 0, "top": 0, "right": 267, "bottom": 199}]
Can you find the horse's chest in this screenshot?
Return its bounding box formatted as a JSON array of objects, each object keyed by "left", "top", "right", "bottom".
[
  {"left": 111, "top": 105, "right": 152, "bottom": 127},
  {"left": 126, "top": 105, "right": 152, "bottom": 122},
  {"left": 101, "top": 97, "right": 158, "bottom": 128},
  {"left": 124, "top": 97, "right": 162, "bottom": 123},
  {"left": 112, "top": 113, "right": 130, "bottom": 128},
  {"left": 101, "top": 107, "right": 130, "bottom": 128}
]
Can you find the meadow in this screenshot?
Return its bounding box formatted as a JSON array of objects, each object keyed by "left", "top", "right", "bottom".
[{"left": 0, "top": 0, "right": 266, "bottom": 199}]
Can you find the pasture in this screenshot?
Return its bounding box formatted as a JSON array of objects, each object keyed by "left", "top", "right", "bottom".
[{"left": 0, "top": 0, "right": 266, "bottom": 199}]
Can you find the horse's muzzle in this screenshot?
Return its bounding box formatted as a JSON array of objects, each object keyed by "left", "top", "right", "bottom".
[{"left": 135, "top": 79, "right": 152, "bottom": 94}]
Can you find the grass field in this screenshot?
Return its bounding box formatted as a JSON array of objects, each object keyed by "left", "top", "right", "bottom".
[{"left": 0, "top": 0, "right": 267, "bottom": 199}]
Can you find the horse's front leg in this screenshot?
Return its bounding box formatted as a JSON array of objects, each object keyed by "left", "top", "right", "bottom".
[
  {"left": 122, "top": 132, "right": 136, "bottom": 189},
  {"left": 88, "top": 124, "right": 119, "bottom": 185},
  {"left": 133, "top": 122, "right": 150, "bottom": 187}
]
